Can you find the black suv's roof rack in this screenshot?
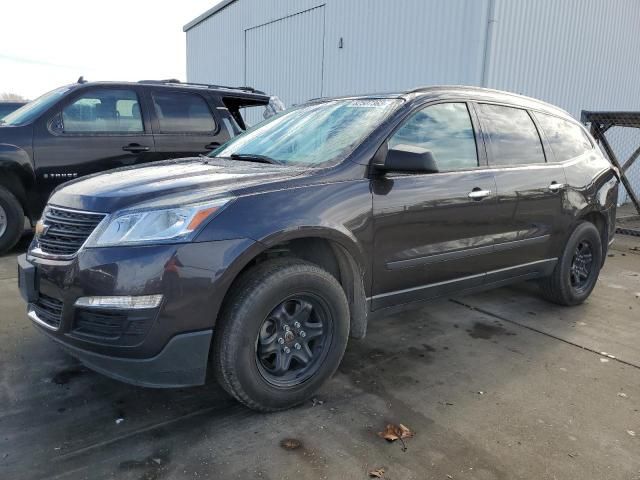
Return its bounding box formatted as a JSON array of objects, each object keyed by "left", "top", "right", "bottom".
[{"left": 137, "top": 79, "right": 266, "bottom": 95}]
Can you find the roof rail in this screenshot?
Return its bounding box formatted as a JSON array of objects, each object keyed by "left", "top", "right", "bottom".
[{"left": 137, "top": 79, "right": 265, "bottom": 95}]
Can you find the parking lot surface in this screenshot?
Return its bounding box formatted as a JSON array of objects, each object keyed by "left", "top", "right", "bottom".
[{"left": 1, "top": 235, "right": 639, "bottom": 480}]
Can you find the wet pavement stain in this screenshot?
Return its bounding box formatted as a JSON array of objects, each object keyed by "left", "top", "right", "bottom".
[
  {"left": 52, "top": 367, "right": 88, "bottom": 385},
  {"left": 466, "top": 322, "right": 516, "bottom": 340},
  {"left": 119, "top": 448, "right": 171, "bottom": 480}
]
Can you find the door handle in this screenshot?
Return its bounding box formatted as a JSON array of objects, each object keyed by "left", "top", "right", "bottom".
[
  {"left": 122, "top": 143, "right": 150, "bottom": 153},
  {"left": 205, "top": 142, "right": 221, "bottom": 150},
  {"left": 468, "top": 189, "right": 492, "bottom": 200},
  {"left": 548, "top": 182, "right": 565, "bottom": 192}
]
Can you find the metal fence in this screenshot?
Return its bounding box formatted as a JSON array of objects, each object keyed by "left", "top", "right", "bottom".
[{"left": 581, "top": 111, "right": 640, "bottom": 213}]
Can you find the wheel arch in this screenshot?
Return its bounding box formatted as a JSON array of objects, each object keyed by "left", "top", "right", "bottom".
[
  {"left": 217, "top": 229, "right": 370, "bottom": 340},
  {"left": 575, "top": 209, "right": 609, "bottom": 263},
  {"left": 0, "top": 145, "right": 37, "bottom": 219}
]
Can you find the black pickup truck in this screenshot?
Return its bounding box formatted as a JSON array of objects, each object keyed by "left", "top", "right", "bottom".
[{"left": 0, "top": 79, "right": 270, "bottom": 253}]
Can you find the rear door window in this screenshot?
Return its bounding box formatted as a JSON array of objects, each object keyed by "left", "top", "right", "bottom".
[
  {"left": 534, "top": 112, "right": 593, "bottom": 162},
  {"left": 61, "top": 89, "right": 143, "bottom": 133},
  {"left": 478, "top": 103, "right": 545, "bottom": 166},
  {"left": 152, "top": 91, "right": 216, "bottom": 133}
]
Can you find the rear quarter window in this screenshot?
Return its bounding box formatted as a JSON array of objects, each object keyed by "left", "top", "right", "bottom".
[
  {"left": 152, "top": 91, "right": 216, "bottom": 133},
  {"left": 534, "top": 112, "right": 593, "bottom": 162}
]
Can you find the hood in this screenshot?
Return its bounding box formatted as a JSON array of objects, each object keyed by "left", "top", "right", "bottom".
[
  {"left": 0, "top": 123, "right": 31, "bottom": 146},
  {"left": 49, "top": 158, "right": 309, "bottom": 213}
]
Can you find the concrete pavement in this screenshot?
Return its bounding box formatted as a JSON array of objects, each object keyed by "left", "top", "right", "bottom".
[{"left": 0, "top": 234, "right": 638, "bottom": 480}]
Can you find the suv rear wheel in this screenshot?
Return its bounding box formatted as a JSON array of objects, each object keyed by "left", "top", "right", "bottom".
[
  {"left": 539, "top": 221, "right": 603, "bottom": 305},
  {"left": 212, "top": 258, "right": 350, "bottom": 412},
  {"left": 0, "top": 186, "right": 24, "bottom": 255}
]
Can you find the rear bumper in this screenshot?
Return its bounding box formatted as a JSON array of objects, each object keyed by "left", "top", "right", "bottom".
[{"left": 36, "top": 325, "right": 213, "bottom": 388}]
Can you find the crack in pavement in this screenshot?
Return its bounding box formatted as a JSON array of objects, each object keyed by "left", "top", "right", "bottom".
[{"left": 451, "top": 298, "right": 640, "bottom": 370}]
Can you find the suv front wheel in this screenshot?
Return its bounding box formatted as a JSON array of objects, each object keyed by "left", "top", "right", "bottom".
[
  {"left": 539, "top": 221, "right": 603, "bottom": 306},
  {"left": 0, "top": 186, "right": 24, "bottom": 255},
  {"left": 212, "top": 258, "right": 350, "bottom": 412}
]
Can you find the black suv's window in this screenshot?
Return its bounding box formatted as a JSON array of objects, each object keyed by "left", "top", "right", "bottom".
[
  {"left": 152, "top": 91, "right": 216, "bottom": 133},
  {"left": 478, "top": 103, "right": 545, "bottom": 165},
  {"left": 534, "top": 112, "right": 592, "bottom": 162},
  {"left": 1, "top": 86, "right": 71, "bottom": 127},
  {"left": 61, "top": 89, "right": 143, "bottom": 133},
  {"left": 389, "top": 103, "right": 478, "bottom": 171}
]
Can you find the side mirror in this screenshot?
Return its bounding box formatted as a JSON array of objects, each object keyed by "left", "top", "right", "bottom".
[{"left": 378, "top": 144, "right": 439, "bottom": 173}]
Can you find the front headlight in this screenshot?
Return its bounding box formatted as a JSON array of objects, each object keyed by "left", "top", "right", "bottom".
[{"left": 88, "top": 197, "right": 233, "bottom": 247}]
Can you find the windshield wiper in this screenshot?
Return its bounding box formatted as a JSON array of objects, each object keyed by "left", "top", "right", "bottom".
[{"left": 228, "top": 153, "right": 281, "bottom": 165}]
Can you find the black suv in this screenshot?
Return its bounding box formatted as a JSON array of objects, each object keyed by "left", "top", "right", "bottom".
[
  {"left": 0, "top": 102, "right": 27, "bottom": 119},
  {"left": 0, "top": 79, "right": 269, "bottom": 253},
  {"left": 18, "top": 86, "right": 618, "bottom": 412}
]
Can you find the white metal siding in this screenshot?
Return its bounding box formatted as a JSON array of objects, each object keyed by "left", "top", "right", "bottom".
[
  {"left": 186, "top": 0, "right": 323, "bottom": 88},
  {"left": 244, "top": 6, "right": 325, "bottom": 124},
  {"left": 485, "top": 0, "right": 640, "bottom": 117},
  {"left": 320, "top": 0, "right": 489, "bottom": 97},
  {"left": 186, "top": 0, "right": 640, "bottom": 201}
]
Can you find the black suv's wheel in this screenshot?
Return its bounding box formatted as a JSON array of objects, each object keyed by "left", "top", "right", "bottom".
[
  {"left": 539, "top": 221, "right": 603, "bottom": 306},
  {"left": 0, "top": 186, "right": 24, "bottom": 255},
  {"left": 212, "top": 258, "right": 350, "bottom": 412}
]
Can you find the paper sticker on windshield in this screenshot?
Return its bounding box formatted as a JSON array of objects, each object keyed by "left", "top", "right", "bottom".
[{"left": 346, "top": 99, "right": 397, "bottom": 108}]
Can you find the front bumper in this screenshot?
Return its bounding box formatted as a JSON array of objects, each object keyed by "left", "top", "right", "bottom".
[
  {"left": 19, "top": 237, "right": 256, "bottom": 387},
  {"left": 36, "top": 325, "right": 213, "bottom": 388}
]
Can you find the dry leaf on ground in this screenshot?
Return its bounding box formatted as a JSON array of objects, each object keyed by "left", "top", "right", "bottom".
[
  {"left": 377, "top": 423, "right": 414, "bottom": 451},
  {"left": 368, "top": 467, "right": 385, "bottom": 478},
  {"left": 280, "top": 438, "right": 302, "bottom": 450}
]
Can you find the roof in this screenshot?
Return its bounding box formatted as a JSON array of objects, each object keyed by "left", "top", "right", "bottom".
[
  {"left": 408, "top": 85, "right": 573, "bottom": 119},
  {"left": 309, "top": 85, "right": 573, "bottom": 120},
  {"left": 184, "top": 0, "right": 238, "bottom": 32},
  {"left": 69, "top": 80, "right": 269, "bottom": 101}
]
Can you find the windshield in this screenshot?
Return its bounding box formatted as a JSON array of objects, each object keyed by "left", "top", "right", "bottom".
[
  {"left": 211, "top": 98, "right": 401, "bottom": 167},
  {"left": 1, "top": 86, "right": 72, "bottom": 126}
]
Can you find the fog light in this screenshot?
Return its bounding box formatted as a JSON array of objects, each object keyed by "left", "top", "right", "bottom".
[{"left": 74, "top": 294, "right": 163, "bottom": 310}]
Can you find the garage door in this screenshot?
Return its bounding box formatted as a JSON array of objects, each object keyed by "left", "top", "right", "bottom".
[{"left": 244, "top": 6, "right": 325, "bottom": 125}]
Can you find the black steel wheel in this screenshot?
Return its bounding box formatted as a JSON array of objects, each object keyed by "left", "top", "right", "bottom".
[
  {"left": 569, "top": 240, "right": 594, "bottom": 293},
  {"left": 0, "top": 186, "right": 24, "bottom": 255},
  {"left": 539, "top": 221, "right": 602, "bottom": 306},
  {"left": 213, "top": 258, "right": 350, "bottom": 412},
  {"left": 256, "top": 295, "right": 333, "bottom": 387}
]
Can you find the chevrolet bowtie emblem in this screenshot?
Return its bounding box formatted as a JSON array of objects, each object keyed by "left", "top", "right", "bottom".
[{"left": 35, "top": 220, "right": 50, "bottom": 237}]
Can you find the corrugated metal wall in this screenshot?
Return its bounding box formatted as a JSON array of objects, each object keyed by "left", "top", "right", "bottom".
[
  {"left": 186, "top": 0, "right": 322, "bottom": 88},
  {"left": 187, "top": 0, "right": 640, "bottom": 114},
  {"left": 186, "top": 0, "right": 640, "bottom": 201},
  {"left": 485, "top": 0, "right": 640, "bottom": 118},
  {"left": 244, "top": 6, "right": 326, "bottom": 123}
]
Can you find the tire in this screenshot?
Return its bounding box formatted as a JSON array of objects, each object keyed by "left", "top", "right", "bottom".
[
  {"left": 0, "top": 186, "right": 24, "bottom": 255},
  {"left": 212, "top": 258, "right": 350, "bottom": 412},
  {"left": 539, "top": 221, "right": 603, "bottom": 306}
]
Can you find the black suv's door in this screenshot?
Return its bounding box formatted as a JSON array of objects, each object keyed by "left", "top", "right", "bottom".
[
  {"left": 33, "top": 86, "right": 157, "bottom": 199},
  {"left": 146, "top": 89, "right": 228, "bottom": 158},
  {"left": 371, "top": 102, "right": 500, "bottom": 310},
  {"left": 475, "top": 102, "right": 566, "bottom": 281}
]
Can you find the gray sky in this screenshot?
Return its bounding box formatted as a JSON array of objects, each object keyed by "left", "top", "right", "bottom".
[{"left": 0, "top": 0, "right": 216, "bottom": 100}]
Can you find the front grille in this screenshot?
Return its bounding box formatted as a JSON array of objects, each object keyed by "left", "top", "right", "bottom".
[
  {"left": 32, "top": 293, "right": 63, "bottom": 329},
  {"left": 37, "top": 207, "right": 106, "bottom": 256}
]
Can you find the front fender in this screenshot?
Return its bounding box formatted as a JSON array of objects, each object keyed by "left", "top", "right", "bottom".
[{"left": 196, "top": 180, "right": 374, "bottom": 289}]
